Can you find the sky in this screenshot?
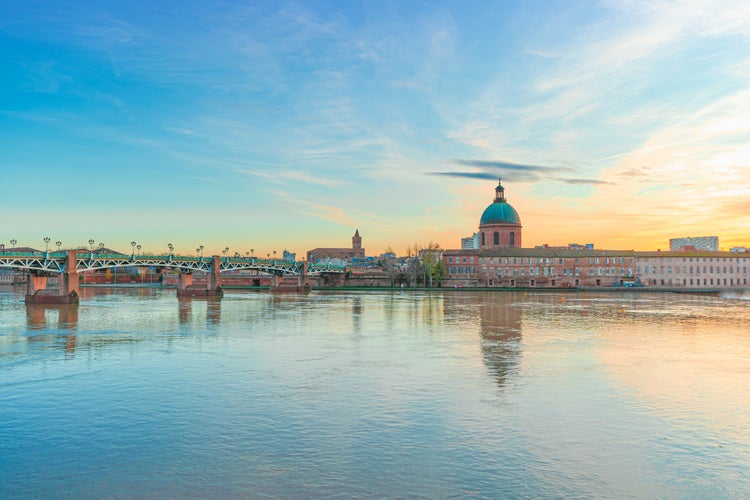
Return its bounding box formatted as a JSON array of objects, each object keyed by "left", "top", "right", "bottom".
[{"left": 1, "top": 0, "right": 749, "bottom": 257}]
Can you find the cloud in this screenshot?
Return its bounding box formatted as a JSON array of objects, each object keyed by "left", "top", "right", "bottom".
[
  {"left": 558, "top": 178, "right": 613, "bottom": 186},
  {"left": 427, "top": 158, "right": 604, "bottom": 185},
  {"left": 427, "top": 171, "right": 497, "bottom": 180},
  {"left": 453, "top": 158, "right": 576, "bottom": 174}
]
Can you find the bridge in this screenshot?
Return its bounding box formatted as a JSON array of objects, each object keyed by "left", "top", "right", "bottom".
[{"left": 0, "top": 250, "right": 346, "bottom": 304}]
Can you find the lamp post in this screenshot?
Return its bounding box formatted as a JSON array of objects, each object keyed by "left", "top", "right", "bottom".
[
  {"left": 43, "top": 237, "right": 50, "bottom": 258},
  {"left": 131, "top": 241, "right": 137, "bottom": 258},
  {"left": 199, "top": 245, "right": 204, "bottom": 259},
  {"left": 10, "top": 239, "right": 16, "bottom": 252},
  {"left": 168, "top": 243, "right": 174, "bottom": 260},
  {"left": 137, "top": 244, "right": 142, "bottom": 256},
  {"left": 56, "top": 241, "right": 62, "bottom": 254}
]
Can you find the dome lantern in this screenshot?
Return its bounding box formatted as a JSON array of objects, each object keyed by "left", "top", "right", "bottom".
[{"left": 494, "top": 178, "right": 505, "bottom": 203}]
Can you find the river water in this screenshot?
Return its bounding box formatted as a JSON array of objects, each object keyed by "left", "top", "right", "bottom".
[{"left": 1, "top": 287, "right": 749, "bottom": 498}]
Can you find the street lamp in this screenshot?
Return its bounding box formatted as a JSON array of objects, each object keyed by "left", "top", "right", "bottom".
[
  {"left": 223, "top": 247, "right": 229, "bottom": 256},
  {"left": 43, "top": 237, "right": 50, "bottom": 256},
  {"left": 250, "top": 248, "right": 254, "bottom": 258},
  {"left": 56, "top": 241, "right": 62, "bottom": 253},
  {"left": 199, "top": 245, "right": 204, "bottom": 258},
  {"left": 88, "top": 239, "right": 95, "bottom": 252},
  {"left": 131, "top": 241, "right": 137, "bottom": 258},
  {"left": 168, "top": 243, "right": 174, "bottom": 256},
  {"left": 99, "top": 243, "right": 105, "bottom": 254},
  {"left": 10, "top": 239, "right": 17, "bottom": 252},
  {"left": 137, "top": 244, "right": 142, "bottom": 256}
]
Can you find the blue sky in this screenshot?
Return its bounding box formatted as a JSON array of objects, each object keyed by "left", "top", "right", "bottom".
[{"left": 1, "top": 0, "right": 749, "bottom": 256}]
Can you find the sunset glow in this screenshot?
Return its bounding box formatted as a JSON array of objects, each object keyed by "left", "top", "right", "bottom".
[{"left": 2, "top": 1, "right": 749, "bottom": 255}]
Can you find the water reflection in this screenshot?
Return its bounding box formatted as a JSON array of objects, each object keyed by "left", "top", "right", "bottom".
[
  {"left": 352, "top": 296, "right": 362, "bottom": 334},
  {"left": 478, "top": 293, "right": 522, "bottom": 388},
  {"left": 177, "top": 297, "right": 222, "bottom": 325},
  {"left": 25, "top": 303, "right": 79, "bottom": 330},
  {"left": 443, "top": 292, "right": 523, "bottom": 389}
]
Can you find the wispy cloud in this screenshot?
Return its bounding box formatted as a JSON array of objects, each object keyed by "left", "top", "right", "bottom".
[
  {"left": 452, "top": 159, "right": 576, "bottom": 174},
  {"left": 427, "top": 158, "right": 606, "bottom": 186}
]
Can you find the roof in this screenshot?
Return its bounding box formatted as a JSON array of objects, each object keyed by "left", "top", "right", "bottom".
[{"left": 479, "top": 201, "right": 521, "bottom": 226}]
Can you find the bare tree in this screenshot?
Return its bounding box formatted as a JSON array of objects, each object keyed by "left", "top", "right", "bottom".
[{"left": 380, "top": 254, "right": 400, "bottom": 287}]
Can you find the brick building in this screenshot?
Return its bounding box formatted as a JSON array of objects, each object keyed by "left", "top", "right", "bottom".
[
  {"left": 307, "top": 229, "right": 365, "bottom": 263},
  {"left": 443, "top": 181, "right": 750, "bottom": 289}
]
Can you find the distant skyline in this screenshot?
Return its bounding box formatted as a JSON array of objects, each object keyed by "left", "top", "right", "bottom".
[{"left": 2, "top": 0, "right": 749, "bottom": 256}]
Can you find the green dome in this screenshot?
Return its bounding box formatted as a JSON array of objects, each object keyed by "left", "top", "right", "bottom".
[{"left": 480, "top": 201, "right": 521, "bottom": 226}]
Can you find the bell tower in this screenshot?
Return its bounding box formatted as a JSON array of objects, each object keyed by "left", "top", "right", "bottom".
[{"left": 352, "top": 229, "right": 362, "bottom": 250}]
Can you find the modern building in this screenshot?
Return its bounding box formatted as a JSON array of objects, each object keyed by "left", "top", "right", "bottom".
[
  {"left": 461, "top": 233, "right": 480, "bottom": 250},
  {"left": 669, "top": 236, "right": 718, "bottom": 252},
  {"left": 307, "top": 229, "right": 365, "bottom": 263},
  {"left": 442, "top": 181, "right": 750, "bottom": 289}
]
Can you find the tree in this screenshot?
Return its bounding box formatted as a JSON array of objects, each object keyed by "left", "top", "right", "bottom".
[
  {"left": 405, "top": 255, "right": 422, "bottom": 288},
  {"left": 421, "top": 241, "right": 443, "bottom": 288},
  {"left": 380, "top": 253, "right": 400, "bottom": 287}
]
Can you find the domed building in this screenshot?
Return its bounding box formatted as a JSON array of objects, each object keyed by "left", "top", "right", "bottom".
[
  {"left": 479, "top": 179, "right": 521, "bottom": 249},
  {"left": 442, "top": 178, "right": 750, "bottom": 290}
]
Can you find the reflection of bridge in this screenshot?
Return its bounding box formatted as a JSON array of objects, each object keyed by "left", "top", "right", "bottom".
[{"left": 0, "top": 251, "right": 345, "bottom": 304}]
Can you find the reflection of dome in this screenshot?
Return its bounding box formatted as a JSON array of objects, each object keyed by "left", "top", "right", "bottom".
[{"left": 480, "top": 201, "right": 521, "bottom": 226}]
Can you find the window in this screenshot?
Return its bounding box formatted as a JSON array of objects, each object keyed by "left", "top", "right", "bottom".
[
  {"left": 493, "top": 232, "right": 500, "bottom": 245},
  {"left": 509, "top": 232, "right": 515, "bottom": 246},
  {"left": 481, "top": 233, "right": 485, "bottom": 246}
]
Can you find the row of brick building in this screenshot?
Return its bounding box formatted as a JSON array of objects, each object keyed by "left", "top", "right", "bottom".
[{"left": 441, "top": 180, "right": 750, "bottom": 289}]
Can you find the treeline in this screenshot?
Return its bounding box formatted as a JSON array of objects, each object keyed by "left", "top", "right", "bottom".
[{"left": 379, "top": 242, "right": 444, "bottom": 288}]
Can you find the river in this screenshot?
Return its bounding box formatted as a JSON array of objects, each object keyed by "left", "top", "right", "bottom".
[{"left": 1, "top": 287, "right": 749, "bottom": 498}]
